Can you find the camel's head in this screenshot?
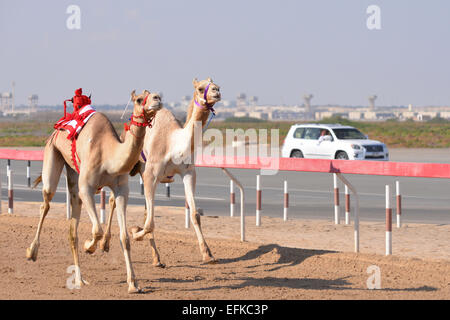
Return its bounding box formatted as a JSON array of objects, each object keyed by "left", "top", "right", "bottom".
[
  {"left": 130, "top": 90, "right": 163, "bottom": 122},
  {"left": 192, "top": 77, "right": 221, "bottom": 108}
]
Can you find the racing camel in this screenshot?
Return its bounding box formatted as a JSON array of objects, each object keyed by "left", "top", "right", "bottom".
[
  {"left": 101, "top": 78, "right": 221, "bottom": 266},
  {"left": 26, "top": 89, "right": 162, "bottom": 293}
]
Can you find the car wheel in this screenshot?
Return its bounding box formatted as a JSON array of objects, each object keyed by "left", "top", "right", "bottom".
[
  {"left": 291, "top": 150, "right": 304, "bottom": 158},
  {"left": 335, "top": 151, "right": 349, "bottom": 160}
]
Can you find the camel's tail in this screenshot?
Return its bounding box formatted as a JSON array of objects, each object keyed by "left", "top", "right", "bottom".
[{"left": 32, "top": 175, "right": 42, "bottom": 189}]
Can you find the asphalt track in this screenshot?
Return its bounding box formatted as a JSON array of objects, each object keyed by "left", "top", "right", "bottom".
[{"left": 1, "top": 148, "right": 449, "bottom": 224}]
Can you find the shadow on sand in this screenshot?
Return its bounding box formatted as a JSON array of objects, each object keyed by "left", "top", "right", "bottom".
[
  {"left": 218, "top": 243, "right": 335, "bottom": 271},
  {"left": 150, "top": 243, "right": 438, "bottom": 294}
]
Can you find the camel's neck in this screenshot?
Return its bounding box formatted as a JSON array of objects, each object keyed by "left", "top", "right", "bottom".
[
  {"left": 110, "top": 114, "right": 147, "bottom": 174},
  {"left": 183, "top": 99, "right": 212, "bottom": 152}
]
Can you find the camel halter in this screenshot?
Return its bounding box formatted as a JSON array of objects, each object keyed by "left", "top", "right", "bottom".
[
  {"left": 194, "top": 82, "right": 216, "bottom": 132},
  {"left": 123, "top": 94, "right": 155, "bottom": 135},
  {"left": 194, "top": 82, "right": 216, "bottom": 115}
]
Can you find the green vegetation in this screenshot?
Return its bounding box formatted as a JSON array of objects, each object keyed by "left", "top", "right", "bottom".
[{"left": 0, "top": 115, "right": 448, "bottom": 148}]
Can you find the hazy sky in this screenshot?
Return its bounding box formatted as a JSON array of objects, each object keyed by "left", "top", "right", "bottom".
[{"left": 1, "top": 0, "right": 449, "bottom": 107}]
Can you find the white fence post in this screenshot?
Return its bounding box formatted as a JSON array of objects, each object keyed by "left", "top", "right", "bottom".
[
  {"left": 185, "top": 200, "right": 190, "bottom": 229},
  {"left": 256, "top": 175, "right": 261, "bottom": 226},
  {"left": 27, "top": 160, "right": 31, "bottom": 188},
  {"left": 166, "top": 183, "right": 170, "bottom": 198},
  {"left": 396, "top": 180, "right": 401, "bottom": 228},
  {"left": 386, "top": 185, "right": 392, "bottom": 256},
  {"left": 222, "top": 168, "right": 246, "bottom": 242},
  {"left": 336, "top": 173, "right": 359, "bottom": 253},
  {"left": 139, "top": 176, "right": 144, "bottom": 196},
  {"left": 230, "top": 180, "right": 235, "bottom": 217},
  {"left": 345, "top": 185, "right": 350, "bottom": 225},
  {"left": 283, "top": 180, "right": 288, "bottom": 221},
  {"left": 100, "top": 187, "right": 106, "bottom": 224},
  {"left": 8, "top": 169, "right": 13, "bottom": 214},
  {"left": 333, "top": 173, "right": 340, "bottom": 224}
]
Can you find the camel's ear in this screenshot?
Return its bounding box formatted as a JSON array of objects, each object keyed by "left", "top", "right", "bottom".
[
  {"left": 131, "top": 90, "right": 137, "bottom": 101},
  {"left": 142, "top": 90, "right": 150, "bottom": 96},
  {"left": 192, "top": 78, "right": 199, "bottom": 88},
  {"left": 207, "top": 77, "right": 213, "bottom": 83}
]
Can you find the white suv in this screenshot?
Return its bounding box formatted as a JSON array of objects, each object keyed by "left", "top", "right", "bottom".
[{"left": 281, "top": 123, "right": 389, "bottom": 160}]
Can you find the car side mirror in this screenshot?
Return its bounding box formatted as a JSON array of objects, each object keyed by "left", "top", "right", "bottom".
[{"left": 323, "top": 135, "right": 333, "bottom": 142}]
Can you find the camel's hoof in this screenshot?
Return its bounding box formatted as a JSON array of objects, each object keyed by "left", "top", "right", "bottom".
[
  {"left": 84, "top": 240, "right": 97, "bottom": 254},
  {"left": 202, "top": 257, "right": 218, "bottom": 265},
  {"left": 99, "top": 238, "right": 110, "bottom": 253},
  {"left": 26, "top": 245, "right": 38, "bottom": 262},
  {"left": 128, "top": 283, "right": 142, "bottom": 294},
  {"left": 130, "top": 226, "right": 145, "bottom": 241},
  {"left": 153, "top": 262, "right": 166, "bottom": 268}
]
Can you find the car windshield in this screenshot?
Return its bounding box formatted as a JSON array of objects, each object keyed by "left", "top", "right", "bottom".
[{"left": 333, "top": 128, "right": 367, "bottom": 140}]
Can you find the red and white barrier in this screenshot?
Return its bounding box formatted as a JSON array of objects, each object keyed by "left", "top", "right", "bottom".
[
  {"left": 100, "top": 187, "right": 106, "bottom": 224},
  {"left": 283, "top": 180, "right": 288, "bottom": 221},
  {"left": 386, "top": 185, "right": 392, "bottom": 255},
  {"left": 2, "top": 149, "right": 450, "bottom": 252},
  {"left": 256, "top": 175, "right": 261, "bottom": 226},
  {"left": 230, "top": 180, "right": 235, "bottom": 217},
  {"left": 345, "top": 185, "right": 350, "bottom": 225},
  {"left": 333, "top": 173, "right": 340, "bottom": 224},
  {"left": 396, "top": 181, "right": 402, "bottom": 228}
]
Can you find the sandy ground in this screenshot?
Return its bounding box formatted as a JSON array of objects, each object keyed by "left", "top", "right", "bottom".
[{"left": 0, "top": 201, "right": 449, "bottom": 300}]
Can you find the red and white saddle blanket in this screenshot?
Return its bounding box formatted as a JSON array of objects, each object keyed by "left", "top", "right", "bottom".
[
  {"left": 53, "top": 105, "right": 96, "bottom": 173},
  {"left": 54, "top": 105, "right": 96, "bottom": 140}
]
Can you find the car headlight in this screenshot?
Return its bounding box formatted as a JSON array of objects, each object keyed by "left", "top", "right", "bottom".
[{"left": 351, "top": 144, "right": 362, "bottom": 150}]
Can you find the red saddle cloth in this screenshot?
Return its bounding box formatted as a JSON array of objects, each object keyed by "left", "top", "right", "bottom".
[
  {"left": 54, "top": 104, "right": 96, "bottom": 140},
  {"left": 53, "top": 88, "right": 96, "bottom": 173}
]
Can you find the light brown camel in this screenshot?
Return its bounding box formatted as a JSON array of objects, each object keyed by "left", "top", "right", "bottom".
[
  {"left": 101, "top": 78, "right": 221, "bottom": 265},
  {"left": 26, "top": 90, "right": 162, "bottom": 293}
]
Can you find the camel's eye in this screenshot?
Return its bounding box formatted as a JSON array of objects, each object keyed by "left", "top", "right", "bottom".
[
  {"left": 136, "top": 98, "right": 143, "bottom": 104},
  {"left": 198, "top": 88, "right": 204, "bottom": 93}
]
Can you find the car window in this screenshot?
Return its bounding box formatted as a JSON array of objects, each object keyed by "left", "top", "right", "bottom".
[
  {"left": 333, "top": 128, "right": 367, "bottom": 139},
  {"left": 303, "top": 128, "right": 321, "bottom": 140},
  {"left": 293, "top": 128, "right": 305, "bottom": 139}
]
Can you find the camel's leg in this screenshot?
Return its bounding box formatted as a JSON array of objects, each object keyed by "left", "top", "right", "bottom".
[
  {"left": 66, "top": 165, "right": 89, "bottom": 286},
  {"left": 78, "top": 176, "right": 103, "bottom": 254},
  {"left": 99, "top": 192, "right": 116, "bottom": 252},
  {"left": 183, "top": 169, "right": 216, "bottom": 263},
  {"left": 131, "top": 168, "right": 157, "bottom": 240},
  {"left": 147, "top": 231, "right": 164, "bottom": 267},
  {"left": 114, "top": 177, "right": 141, "bottom": 293},
  {"left": 130, "top": 169, "right": 165, "bottom": 267},
  {"left": 26, "top": 144, "right": 64, "bottom": 261}
]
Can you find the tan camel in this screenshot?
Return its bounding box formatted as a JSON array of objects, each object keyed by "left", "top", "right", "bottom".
[
  {"left": 26, "top": 90, "right": 162, "bottom": 293},
  {"left": 100, "top": 78, "right": 221, "bottom": 265}
]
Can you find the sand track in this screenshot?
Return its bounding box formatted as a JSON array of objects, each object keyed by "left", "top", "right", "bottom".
[{"left": 0, "top": 202, "right": 449, "bottom": 299}]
